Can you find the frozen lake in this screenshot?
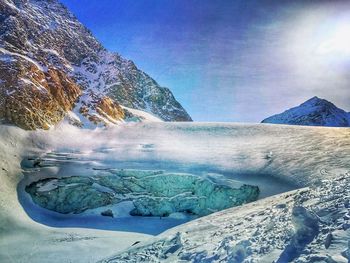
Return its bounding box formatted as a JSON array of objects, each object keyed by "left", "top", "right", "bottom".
[{"left": 18, "top": 122, "right": 312, "bottom": 235}]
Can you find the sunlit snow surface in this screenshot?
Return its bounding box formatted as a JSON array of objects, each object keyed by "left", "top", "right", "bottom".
[
  {"left": 13, "top": 122, "right": 350, "bottom": 262},
  {"left": 18, "top": 123, "right": 303, "bottom": 233}
]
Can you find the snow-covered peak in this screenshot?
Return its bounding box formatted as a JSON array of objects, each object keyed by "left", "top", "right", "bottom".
[
  {"left": 301, "top": 96, "right": 335, "bottom": 108},
  {"left": 262, "top": 97, "right": 350, "bottom": 127}
]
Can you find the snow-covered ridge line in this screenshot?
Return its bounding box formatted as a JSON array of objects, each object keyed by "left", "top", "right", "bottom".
[
  {"left": 3, "top": 0, "right": 20, "bottom": 11},
  {"left": 0, "top": 47, "right": 46, "bottom": 72}
]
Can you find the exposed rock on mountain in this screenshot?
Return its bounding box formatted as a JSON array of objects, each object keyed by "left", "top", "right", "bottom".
[
  {"left": 0, "top": 48, "right": 82, "bottom": 129},
  {"left": 0, "top": 0, "right": 191, "bottom": 130},
  {"left": 262, "top": 97, "right": 350, "bottom": 127}
]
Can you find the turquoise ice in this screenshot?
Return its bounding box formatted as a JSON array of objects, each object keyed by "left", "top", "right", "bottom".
[{"left": 26, "top": 169, "right": 259, "bottom": 217}]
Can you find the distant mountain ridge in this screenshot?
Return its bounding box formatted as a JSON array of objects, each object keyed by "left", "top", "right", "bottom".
[
  {"left": 0, "top": 0, "right": 191, "bottom": 130},
  {"left": 262, "top": 96, "right": 350, "bottom": 127}
]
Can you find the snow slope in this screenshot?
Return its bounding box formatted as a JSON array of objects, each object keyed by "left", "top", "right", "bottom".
[
  {"left": 122, "top": 106, "right": 163, "bottom": 122},
  {"left": 262, "top": 97, "right": 350, "bottom": 127},
  {"left": 104, "top": 176, "right": 350, "bottom": 262},
  {"left": 0, "top": 125, "right": 150, "bottom": 263},
  {"left": 0, "top": 122, "right": 349, "bottom": 262}
]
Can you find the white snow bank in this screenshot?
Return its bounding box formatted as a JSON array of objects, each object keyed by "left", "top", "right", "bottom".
[
  {"left": 0, "top": 125, "right": 150, "bottom": 263},
  {"left": 122, "top": 105, "right": 163, "bottom": 122},
  {"left": 103, "top": 174, "right": 350, "bottom": 263}
]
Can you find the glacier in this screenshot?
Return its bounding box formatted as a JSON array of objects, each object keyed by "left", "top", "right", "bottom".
[
  {"left": 0, "top": 122, "right": 349, "bottom": 262},
  {"left": 25, "top": 170, "right": 259, "bottom": 217}
]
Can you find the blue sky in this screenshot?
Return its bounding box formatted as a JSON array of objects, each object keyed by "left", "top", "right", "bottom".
[{"left": 61, "top": 0, "right": 350, "bottom": 122}]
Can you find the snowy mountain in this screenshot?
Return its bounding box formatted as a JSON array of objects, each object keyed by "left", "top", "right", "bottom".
[
  {"left": 0, "top": 0, "right": 191, "bottom": 130},
  {"left": 262, "top": 96, "right": 350, "bottom": 127}
]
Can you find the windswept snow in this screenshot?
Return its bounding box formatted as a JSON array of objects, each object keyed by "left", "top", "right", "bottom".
[
  {"left": 3, "top": 0, "right": 20, "bottom": 11},
  {"left": 103, "top": 174, "right": 350, "bottom": 263},
  {"left": 122, "top": 106, "right": 163, "bottom": 122},
  {"left": 20, "top": 78, "right": 47, "bottom": 92},
  {"left": 42, "top": 48, "right": 60, "bottom": 57}
]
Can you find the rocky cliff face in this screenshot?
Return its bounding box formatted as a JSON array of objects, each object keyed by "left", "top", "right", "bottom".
[
  {"left": 0, "top": 0, "right": 191, "bottom": 129},
  {"left": 262, "top": 97, "right": 350, "bottom": 127}
]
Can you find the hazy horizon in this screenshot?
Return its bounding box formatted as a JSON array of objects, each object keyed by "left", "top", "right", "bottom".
[{"left": 61, "top": 0, "right": 350, "bottom": 122}]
